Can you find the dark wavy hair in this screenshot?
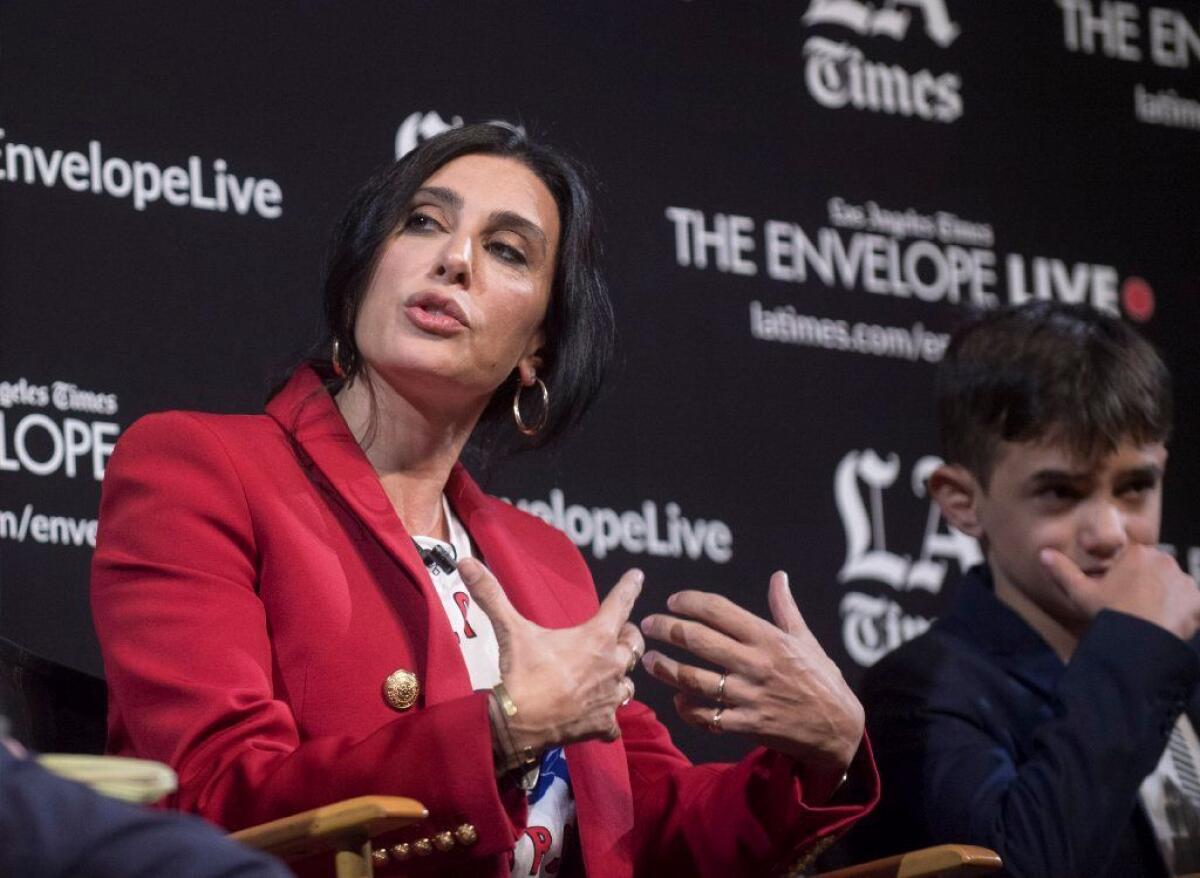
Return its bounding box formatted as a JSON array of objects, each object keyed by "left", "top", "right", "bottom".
[
  {"left": 282, "top": 122, "right": 614, "bottom": 456},
  {"left": 937, "top": 302, "right": 1173, "bottom": 487}
]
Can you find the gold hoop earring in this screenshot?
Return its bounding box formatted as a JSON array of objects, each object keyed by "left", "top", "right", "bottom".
[
  {"left": 331, "top": 338, "right": 345, "bottom": 378},
  {"left": 512, "top": 378, "right": 549, "bottom": 436}
]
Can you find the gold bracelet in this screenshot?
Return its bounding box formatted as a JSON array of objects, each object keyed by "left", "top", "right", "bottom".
[
  {"left": 490, "top": 683, "right": 537, "bottom": 769},
  {"left": 492, "top": 681, "right": 519, "bottom": 718},
  {"left": 490, "top": 684, "right": 522, "bottom": 770},
  {"left": 486, "top": 693, "right": 514, "bottom": 771}
]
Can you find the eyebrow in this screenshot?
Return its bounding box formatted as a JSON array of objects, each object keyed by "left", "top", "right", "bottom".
[
  {"left": 1028, "top": 468, "right": 1090, "bottom": 483},
  {"left": 412, "top": 186, "right": 463, "bottom": 211},
  {"left": 1027, "top": 463, "right": 1163, "bottom": 483},
  {"left": 1115, "top": 464, "right": 1164, "bottom": 481},
  {"left": 411, "top": 186, "right": 547, "bottom": 247},
  {"left": 488, "top": 209, "right": 547, "bottom": 247}
]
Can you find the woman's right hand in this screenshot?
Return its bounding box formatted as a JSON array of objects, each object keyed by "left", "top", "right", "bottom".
[{"left": 458, "top": 558, "right": 644, "bottom": 763}]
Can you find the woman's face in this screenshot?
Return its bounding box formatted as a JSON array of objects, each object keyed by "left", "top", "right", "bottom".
[{"left": 354, "top": 153, "right": 560, "bottom": 410}]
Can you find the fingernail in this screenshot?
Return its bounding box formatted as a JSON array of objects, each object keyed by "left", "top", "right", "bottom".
[
  {"left": 639, "top": 617, "right": 653, "bottom": 633},
  {"left": 1039, "top": 549, "right": 1054, "bottom": 565},
  {"left": 666, "top": 593, "right": 679, "bottom": 611},
  {"left": 630, "top": 568, "right": 645, "bottom": 586},
  {"left": 640, "top": 650, "right": 657, "bottom": 669}
]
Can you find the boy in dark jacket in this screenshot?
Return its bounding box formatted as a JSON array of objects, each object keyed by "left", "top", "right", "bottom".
[{"left": 853, "top": 302, "right": 1200, "bottom": 877}]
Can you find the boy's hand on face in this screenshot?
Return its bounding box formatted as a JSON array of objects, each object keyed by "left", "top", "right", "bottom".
[{"left": 1041, "top": 545, "right": 1200, "bottom": 642}]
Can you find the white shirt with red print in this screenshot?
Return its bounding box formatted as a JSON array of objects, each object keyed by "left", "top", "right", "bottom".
[{"left": 415, "top": 499, "right": 577, "bottom": 878}]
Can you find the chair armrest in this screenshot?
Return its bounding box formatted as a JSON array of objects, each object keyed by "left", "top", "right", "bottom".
[
  {"left": 813, "top": 844, "right": 1003, "bottom": 878},
  {"left": 36, "top": 753, "right": 178, "bottom": 804},
  {"left": 229, "top": 796, "right": 428, "bottom": 861}
]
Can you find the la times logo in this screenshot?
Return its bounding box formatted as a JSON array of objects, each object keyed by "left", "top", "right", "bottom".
[
  {"left": 800, "top": 0, "right": 964, "bottom": 123},
  {"left": 395, "top": 111, "right": 464, "bottom": 159},
  {"left": 834, "top": 449, "right": 980, "bottom": 666},
  {"left": 803, "top": 0, "right": 959, "bottom": 46},
  {"left": 395, "top": 111, "right": 525, "bottom": 159}
]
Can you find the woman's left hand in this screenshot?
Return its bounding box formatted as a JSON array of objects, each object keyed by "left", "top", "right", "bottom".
[{"left": 639, "top": 571, "right": 864, "bottom": 799}]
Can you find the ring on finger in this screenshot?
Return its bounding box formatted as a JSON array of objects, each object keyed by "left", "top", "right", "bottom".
[
  {"left": 709, "top": 706, "right": 724, "bottom": 734},
  {"left": 620, "top": 678, "right": 634, "bottom": 707},
  {"left": 715, "top": 671, "right": 728, "bottom": 707},
  {"left": 626, "top": 645, "right": 643, "bottom": 675}
]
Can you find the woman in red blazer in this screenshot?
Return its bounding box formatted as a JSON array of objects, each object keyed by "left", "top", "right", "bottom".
[{"left": 91, "top": 124, "right": 877, "bottom": 877}]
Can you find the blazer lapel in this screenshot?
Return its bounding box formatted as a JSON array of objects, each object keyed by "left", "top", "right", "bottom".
[
  {"left": 265, "top": 367, "right": 473, "bottom": 706},
  {"left": 446, "top": 466, "right": 576, "bottom": 628}
]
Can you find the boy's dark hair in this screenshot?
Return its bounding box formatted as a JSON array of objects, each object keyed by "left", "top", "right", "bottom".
[{"left": 937, "top": 302, "right": 1173, "bottom": 487}]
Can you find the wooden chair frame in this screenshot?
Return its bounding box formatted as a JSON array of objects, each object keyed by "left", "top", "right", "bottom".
[
  {"left": 814, "top": 843, "right": 1003, "bottom": 878},
  {"left": 230, "top": 795, "right": 427, "bottom": 878}
]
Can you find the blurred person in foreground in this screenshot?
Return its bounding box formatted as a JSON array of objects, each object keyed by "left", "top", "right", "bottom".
[
  {"left": 849, "top": 302, "right": 1200, "bottom": 877},
  {"left": 90, "top": 123, "right": 877, "bottom": 877},
  {"left": 0, "top": 723, "right": 291, "bottom": 878}
]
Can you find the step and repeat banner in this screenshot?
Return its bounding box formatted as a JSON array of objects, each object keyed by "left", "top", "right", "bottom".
[{"left": 2, "top": 1, "right": 1199, "bottom": 761}]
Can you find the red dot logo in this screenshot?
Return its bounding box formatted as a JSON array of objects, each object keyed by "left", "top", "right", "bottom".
[{"left": 1121, "top": 276, "right": 1155, "bottom": 322}]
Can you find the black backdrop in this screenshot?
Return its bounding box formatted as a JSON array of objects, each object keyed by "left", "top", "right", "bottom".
[{"left": 3, "top": 0, "right": 1199, "bottom": 763}]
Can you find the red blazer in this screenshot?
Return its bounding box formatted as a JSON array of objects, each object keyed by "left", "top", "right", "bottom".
[{"left": 91, "top": 367, "right": 877, "bottom": 876}]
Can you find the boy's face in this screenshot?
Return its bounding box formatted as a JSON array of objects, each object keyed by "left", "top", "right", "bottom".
[{"left": 975, "top": 438, "right": 1168, "bottom": 631}]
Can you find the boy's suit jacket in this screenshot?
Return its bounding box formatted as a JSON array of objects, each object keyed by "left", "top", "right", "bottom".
[{"left": 852, "top": 564, "right": 1199, "bottom": 878}]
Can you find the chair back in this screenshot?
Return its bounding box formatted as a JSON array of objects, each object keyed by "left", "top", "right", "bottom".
[{"left": 0, "top": 636, "right": 107, "bottom": 753}]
